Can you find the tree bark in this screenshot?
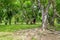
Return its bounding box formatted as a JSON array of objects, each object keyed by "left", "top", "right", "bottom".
[
  {"left": 42, "top": 6, "right": 48, "bottom": 31},
  {"left": 40, "top": 0, "right": 50, "bottom": 31}
]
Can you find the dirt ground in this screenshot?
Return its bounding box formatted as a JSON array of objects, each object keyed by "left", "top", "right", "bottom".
[{"left": 0, "top": 28, "right": 60, "bottom": 40}]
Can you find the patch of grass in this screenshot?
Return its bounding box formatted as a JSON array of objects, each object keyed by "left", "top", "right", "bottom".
[
  {"left": 55, "top": 24, "right": 60, "bottom": 31},
  {"left": 32, "top": 37, "right": 37, "bottom": 40},
  {"left": 47, "top": 24, "right": 60, "bottom": 31},
  {"left": 0, "top": 24, "right": 40, "bottom": 32},
  {"left": 0, "top": 36, "right": 13, "bottom": 40}
]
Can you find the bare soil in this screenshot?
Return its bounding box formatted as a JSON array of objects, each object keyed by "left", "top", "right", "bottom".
[
  {"left": 13, "top": 28, "right": 60, "bottom": 40},
  {"left": 0, "top": 28, "right": 60, "bottom": 40}
]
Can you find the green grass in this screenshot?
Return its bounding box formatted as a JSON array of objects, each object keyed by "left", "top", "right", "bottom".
[
  {"left": 32, "top": 37, "right": 36, "bottom": 40},
  {"left": 0, "top": 24, "right": 40, "bottom": 32},
  {"left": 0, "top": 36, "right": 13, "bottom": 40},
  {"left": 47, "top": 24, "right": 60, "bottom": 31},
  {"left": 55, "top": 24, "right": 60, "bottom": 31},
  {"left": 0, "top": 23, "right": 60, "bottom": 32},
  {"left": 0, "top": 24, "right": 40, "bottom": 40}
]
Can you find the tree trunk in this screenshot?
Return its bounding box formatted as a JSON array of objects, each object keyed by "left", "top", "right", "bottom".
[
  {"left": 42, "top": 6, "right": 48, "bottom": 31},
  {"left": 50, "top": 0, "right": 56, "bottom": 26},
  {"left": 41, "top": 0, "right": 50, "bottom": 31}
]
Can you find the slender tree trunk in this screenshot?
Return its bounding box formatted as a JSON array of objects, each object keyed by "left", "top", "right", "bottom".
[{"left": 50, "top": 0, "right": 56, "bottom": 26}]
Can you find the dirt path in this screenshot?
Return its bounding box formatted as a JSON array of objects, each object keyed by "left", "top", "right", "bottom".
[
  {"left": 0, "top": 28, "right": 60, "bottom": 40},
  {"left": 13, "top": 28, "right": 60, "bottom": 40}
]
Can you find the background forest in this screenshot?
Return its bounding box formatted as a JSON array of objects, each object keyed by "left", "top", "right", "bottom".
[{"left": 0, "top": 0, "right": 60, "bottom": 40}]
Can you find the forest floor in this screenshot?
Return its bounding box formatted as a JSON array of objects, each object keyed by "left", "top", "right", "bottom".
[{"left": 0, "top": 28, "right": 60, "bottom": 40}]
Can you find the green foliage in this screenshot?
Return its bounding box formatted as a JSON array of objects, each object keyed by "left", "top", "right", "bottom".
[
  {"left": 23, "top": 1, "right": 32, "bottom": 8},
  {"left": 41, "top": 0, "right": 48, "bottom": 7},
  {"left": 0, "top": 0, "right": 60, "bottom": 26}
]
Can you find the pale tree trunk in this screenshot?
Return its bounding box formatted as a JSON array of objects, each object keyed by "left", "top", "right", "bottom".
[
  {"left": 37, "top": 0, "right": 47, "bottom": 31},
  {"left": 37, "top": 0, "right": 51, "bottom": 31},
  {"left": 41, "top": 0, "right": 51, "bottom": 31},
  {"left": 42, "top": 6, "right": 48, "bottom": 31}
]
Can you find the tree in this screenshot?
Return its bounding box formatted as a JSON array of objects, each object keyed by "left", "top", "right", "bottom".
[{"left": 37, "top": 0, "right": 51, "bottom": 31}]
